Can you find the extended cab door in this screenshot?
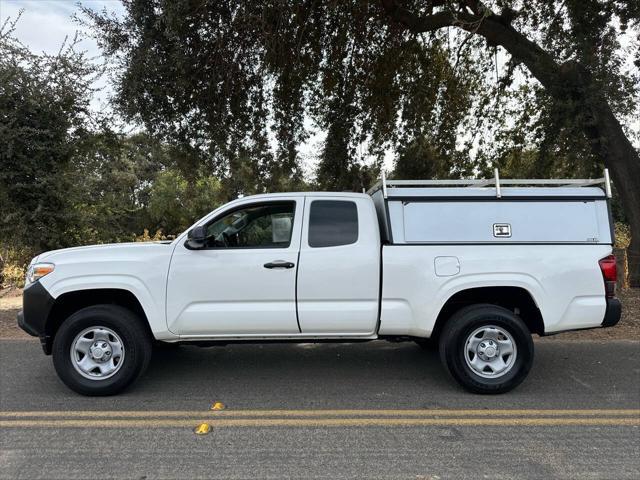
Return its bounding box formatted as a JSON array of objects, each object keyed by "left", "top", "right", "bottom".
[
  {"left": 166, "top": 198, "right": 304, "bottom": 336},
  {"left": 296, "top": 196, "right": 381, "bottom": 334}
]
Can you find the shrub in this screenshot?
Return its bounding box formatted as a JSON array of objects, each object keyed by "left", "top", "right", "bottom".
[
  {"left": 0, "top": 247, "right": 32, "bottom": 288},
  {"left": 134, "top": 229, "right": 167, "bottom": 242},
  {"left": 615, "top": 222, "right": 631, "bottom": 249}
]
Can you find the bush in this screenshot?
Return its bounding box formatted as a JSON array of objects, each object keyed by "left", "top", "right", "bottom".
[
  {"left": 615, "top": 222, "right": 631, "bottom": 249},
  {"left": 1, "top": 262, "right": 25, "bottom": 288},
  {"left": 135, "top": 229, "right": 168, "bottom": 242},
  {"left": 0, "top": 247, "right": 32, "bottom": 288}
]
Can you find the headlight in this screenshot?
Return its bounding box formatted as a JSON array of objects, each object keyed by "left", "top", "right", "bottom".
[{"left": 25, "top": 263, "right": 55, "bottom": 285}]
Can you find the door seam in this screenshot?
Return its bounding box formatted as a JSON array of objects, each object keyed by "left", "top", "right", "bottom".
[{"left": 294, "top": 197, "right": 306, "bottom": 333}]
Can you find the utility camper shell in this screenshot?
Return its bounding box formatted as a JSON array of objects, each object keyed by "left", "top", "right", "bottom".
[{"left": 369, "top": 171, "right": 614, "bottom": 246}]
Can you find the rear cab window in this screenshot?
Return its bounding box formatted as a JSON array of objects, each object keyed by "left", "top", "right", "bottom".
[{"left": 308, "top": 200, "right": 358, "bottom": 248}]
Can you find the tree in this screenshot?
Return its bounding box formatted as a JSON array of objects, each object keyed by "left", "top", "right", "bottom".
[
  {"left": 0, "top": 19, "right": 98, "bottom": 254},
  {"left": 379, "top": 0, "right": 640, "bottom": 284},
  {"left": 393, "top": 136, "right": 475, "bottom": 179},
  {"left": 84, "top": 1, "right": 639, "bottom": 285},
  {"left": 83, "top": 1, "right": 480, "bottom": 188},
  {"left": 147, "top": 169, "right": 227, "bottom": 235},
  {"left": 68, "top": 131, "right": 174, "bottom": 244}
]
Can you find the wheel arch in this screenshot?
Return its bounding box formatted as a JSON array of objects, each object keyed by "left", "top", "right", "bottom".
[
  {"left": 431, "top": 286, "right": 545, "bottom": 343},
  {"left": 44, "top": 288, "right": 155, "bottom": 353}
]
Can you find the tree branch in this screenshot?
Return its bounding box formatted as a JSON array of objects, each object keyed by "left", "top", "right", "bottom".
[
  {"left": 380, "top": 0, "right": 455, "bottom": 32},
  {"left": 380, "top": 0, "right": 561, "bottom": 92},
  {"left": 380, "top": 0, "right": 640, "bottom": 286}
]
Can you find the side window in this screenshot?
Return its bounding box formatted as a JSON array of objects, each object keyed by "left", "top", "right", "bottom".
[
  {"left": 308, "top": 200, "right": 358, "bottom": 248},
  {"left": 205, "top": 202, "right": 295, "bottom": 248}
]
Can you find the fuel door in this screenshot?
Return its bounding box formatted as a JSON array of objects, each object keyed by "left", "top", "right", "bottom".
[{"left": 434, "top": 256, "right": 460, "bottom": 277}]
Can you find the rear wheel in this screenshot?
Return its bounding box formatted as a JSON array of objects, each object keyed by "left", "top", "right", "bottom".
[
  {"left": 52, "top": 305, "right": 152, "bottom": 396},
  {"left": 439, "top": 304, "right": 533, "bottom": 394}
]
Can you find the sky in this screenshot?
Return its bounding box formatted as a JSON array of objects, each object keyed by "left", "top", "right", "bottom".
[
  {"left": 1, "top": 0, "right": 638, "bottom": 175},
  {"left": 1, "top": 0, "right": 124, "bottom": 54}
]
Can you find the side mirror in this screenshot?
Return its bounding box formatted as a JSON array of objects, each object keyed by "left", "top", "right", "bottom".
[{"left": 185, "top": 225, "right": 206, "bottom": 250}]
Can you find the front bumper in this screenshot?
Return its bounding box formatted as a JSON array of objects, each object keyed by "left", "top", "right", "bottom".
[
  {"left": 17, "top": 310, "right": 38, "bottom": 336},
  {"left": 16, "top": 281, "right": 55, "bottom": 354}
]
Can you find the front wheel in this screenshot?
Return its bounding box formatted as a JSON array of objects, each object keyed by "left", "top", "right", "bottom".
[
  {"left": 52, "top": 305, "right": 152, "bottom": 396},
  {"left": 439, "top": 304, "right": 534, "bottom": 394}
]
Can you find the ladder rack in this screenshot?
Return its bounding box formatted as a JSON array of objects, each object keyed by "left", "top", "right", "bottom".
[{"left": 367, "top": 168, "right": 613, "bottom": 199}]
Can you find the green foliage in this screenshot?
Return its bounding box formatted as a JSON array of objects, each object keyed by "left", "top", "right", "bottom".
[
  {"left": 1, "top": 2, "right": 638, "bottom": 287},
  {"left": 393, "top": 137, "right": 475, "bottom": 180},
  {"left": 66, "top": 131, "right": 167, "bottom": 245},
  {"left": 82, "top": 1, "right": 486, "bottom": 191},
  {"left": 0, "top": 16, "right": 232, "bottom": 264},
  {"left": 147, "top": 169, "right": 227, "bottom": 235},
  {"left": 83, "top": 1, "right": 638, "bottom": 191},
  {"left": 0, "top": 22, "right": 97, "bottom": 253},
  {"left": 468, "top": 0, "right": 639, "bottom": 179}
]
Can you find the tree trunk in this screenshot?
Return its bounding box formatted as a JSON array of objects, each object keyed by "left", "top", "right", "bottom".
[
  {"left": 380, "top": 1, "right": 640, "bottom": 286},
  {"left": 592, "top": 102, "right": 640, "bottom": 288}
]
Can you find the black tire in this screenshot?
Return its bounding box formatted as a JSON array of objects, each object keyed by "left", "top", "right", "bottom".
[
  {"left": 52, "top": 305, "right": 153, "bottom": 396},
  {"left": 439, "top": 304, "right": 534, "bottom": 394}
]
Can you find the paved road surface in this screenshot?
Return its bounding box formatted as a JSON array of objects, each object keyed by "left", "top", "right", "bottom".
[{"left": 1, "top": 338, "right": 639, "bottom": 479}]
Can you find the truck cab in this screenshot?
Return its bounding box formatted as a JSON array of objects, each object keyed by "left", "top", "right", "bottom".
[{"left": 167, "top": 193, "right": 381, "bottom": 337}]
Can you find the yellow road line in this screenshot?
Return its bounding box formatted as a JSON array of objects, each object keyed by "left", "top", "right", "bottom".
[
  {"left": 0, "top": 417, "right": 638, "bottom": 428},
  {"left": 0, "top": 409, "right": 638, "bottom": 418}
]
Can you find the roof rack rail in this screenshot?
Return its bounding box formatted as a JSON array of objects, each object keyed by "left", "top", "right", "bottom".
[{"left": 367, "top": 168, "right": 613, "bottom": 199}]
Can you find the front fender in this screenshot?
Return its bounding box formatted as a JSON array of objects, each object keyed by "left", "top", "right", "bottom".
[{"left": 40, "top": 274, "right": 175, "bottom": 339}]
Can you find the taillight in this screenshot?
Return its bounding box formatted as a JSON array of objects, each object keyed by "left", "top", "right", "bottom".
[{"left": 598, "top": 255, "right": 617, "bottom": 298}]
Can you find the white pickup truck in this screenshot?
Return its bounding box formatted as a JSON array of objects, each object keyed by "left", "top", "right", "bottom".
[{"left": 18, "top": 172, "right": 621, "bottom": 396}]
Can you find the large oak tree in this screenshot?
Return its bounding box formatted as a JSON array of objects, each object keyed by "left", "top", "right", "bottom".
[
  {"left": 380, "top": 0, "right": 640, "bottom": 284},
  {"left": 85, "top": 0, "right": 640, "bottom": 285}
]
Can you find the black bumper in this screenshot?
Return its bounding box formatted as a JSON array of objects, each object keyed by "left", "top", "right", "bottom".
[
  {"left": 17, "top": 310, "right": 38, "bottom": 336},
  {"left": 601, "top": 298, "right": 622, "bottom": 328},
  {"left": 17, "top": 281, "right": 55, "bottom": 354}
]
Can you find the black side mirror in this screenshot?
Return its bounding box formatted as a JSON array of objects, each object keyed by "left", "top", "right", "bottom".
[{"left": 185, "top": 225, "right": 206, "bottom": 250}]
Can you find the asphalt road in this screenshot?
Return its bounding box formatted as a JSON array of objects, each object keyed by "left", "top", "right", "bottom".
[{"left": 1, "top": 338, "right": 639, "bottom": 479}]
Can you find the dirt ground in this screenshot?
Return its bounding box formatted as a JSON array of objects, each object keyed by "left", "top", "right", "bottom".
[
  {"left": 1, "top": 286, "right": 638, "bottom": 341},
  {"left": 0, "top": 287, "right": 24, "bottom": 339}
]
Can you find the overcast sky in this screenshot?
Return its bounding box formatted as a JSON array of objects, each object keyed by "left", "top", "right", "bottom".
[{"left": 2, "top": 0, "right": 123, "bottom": 55}]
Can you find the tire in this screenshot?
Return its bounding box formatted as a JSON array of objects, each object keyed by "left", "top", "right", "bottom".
[
  {"left": 439, "top": 304, "right": 534, "bottom": 394},
  {"left": 52, "top": 305, "right": 153, "bottom": 396}
]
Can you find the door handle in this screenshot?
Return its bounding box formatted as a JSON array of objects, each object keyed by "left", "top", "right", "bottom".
[{"left": 264, "top": 261, "right": 295, "bottom": 269}]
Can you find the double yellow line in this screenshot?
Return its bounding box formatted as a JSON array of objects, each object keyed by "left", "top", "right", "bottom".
[{"left": 1, "top": 409, "right": 638, "bottom": 428}]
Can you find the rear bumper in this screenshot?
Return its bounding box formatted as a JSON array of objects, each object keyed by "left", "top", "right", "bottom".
[
  {"left": 542, "top": 297, "right": 622, "bottom": 336},
  {"left": 601, "top": 298, "right": 622, "bottom": 328},
  {"left": 16, "top": 281, "right": 55, "bottom": 354}
]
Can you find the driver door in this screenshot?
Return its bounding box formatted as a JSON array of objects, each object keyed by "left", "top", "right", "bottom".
[{"left": 166, "top": 199, "right": 303, "bottom": 336}]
